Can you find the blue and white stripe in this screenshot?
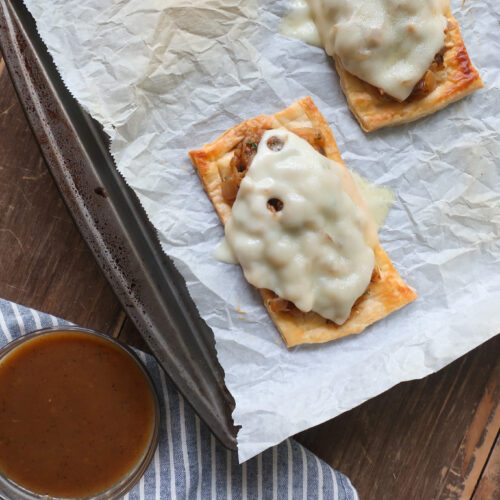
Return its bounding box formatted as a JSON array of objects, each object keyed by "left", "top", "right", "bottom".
[{"left": 0, "top": 298, "right": 358, "bottom": 500}]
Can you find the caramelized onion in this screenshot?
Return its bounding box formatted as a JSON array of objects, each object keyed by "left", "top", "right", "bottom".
[
  {"left": 410, "top": 69, "right": 437, "bottom": 99},
  {"left": 267, "top": 293, "right": 302, "bottom": 316}
]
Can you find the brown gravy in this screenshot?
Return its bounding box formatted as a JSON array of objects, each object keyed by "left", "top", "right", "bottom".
[{"left": 0, "top": 331, "right": 156, "bottom": 498}]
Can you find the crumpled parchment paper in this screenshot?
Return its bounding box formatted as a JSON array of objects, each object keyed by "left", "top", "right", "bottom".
[{"left": 23, "top": 0, "right": 500, "bottom": 462}]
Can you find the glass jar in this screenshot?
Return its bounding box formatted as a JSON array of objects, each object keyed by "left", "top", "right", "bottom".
[{"left": 0, "top": 326, "right": 160, "bottom": 500}]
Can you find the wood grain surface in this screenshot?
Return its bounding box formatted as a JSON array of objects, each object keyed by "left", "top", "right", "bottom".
[
  {"left": 0, "top": 55, "right": 123, "bottom": 334},
  {"left": 0, "top": 53, "right": 498, "bottom": 499}
]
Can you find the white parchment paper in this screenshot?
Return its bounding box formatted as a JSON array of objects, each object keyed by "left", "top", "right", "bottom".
[{"left": 23, "top": 0, "right": 500, "bottom": 461}]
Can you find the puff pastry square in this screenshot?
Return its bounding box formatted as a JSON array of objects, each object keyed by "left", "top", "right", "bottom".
[
  {"left": 189, "top": 97, "right": 417, "bottom": 347},
  {"left": 336, "top": 6, "right": 483, "bottom": 132}
]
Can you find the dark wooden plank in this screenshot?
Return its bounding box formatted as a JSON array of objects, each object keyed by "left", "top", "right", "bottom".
[
  {"left": 296, "top": 335, "right": 500, "bottom": 500},
  {"left": 439, "top": 358, "right": 500, "bottom": 498},
  {"left": 473, "top": 434, "right": 500, "bottom": 500},
  {"left": 0, "top": 54, "right": 124, "bottom": 334}
]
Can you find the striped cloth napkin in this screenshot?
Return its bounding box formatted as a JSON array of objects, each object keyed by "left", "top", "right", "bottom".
[{"left": 0, "top": 298, "right": 358, "bottom": 499}]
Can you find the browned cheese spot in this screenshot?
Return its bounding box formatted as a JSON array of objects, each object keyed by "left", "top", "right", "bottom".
[
  {"left": 267, "top": 198, "right": 284, "bottom": 213},
  {"left": 267, "top": 135, "right": 285, "bottom": 152}
]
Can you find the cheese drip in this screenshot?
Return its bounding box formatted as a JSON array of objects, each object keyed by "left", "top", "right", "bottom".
[
  {"left": 350, "top": 171, "right": 394, "bottom": 229},
  {"left": 306, "top": 0, "right": 447, "bottom": 100},
  {"left": 280, "top": 0, "right": 321, "bottom": 47},
  {"left": 225, "top": 130, "right": 375, "bottom": 325}
]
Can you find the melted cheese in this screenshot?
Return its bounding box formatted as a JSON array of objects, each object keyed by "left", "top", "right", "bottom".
[
  {"left": 214, "top": 237, "right": 238, "bottom": 264},
  {"left": 216, "top": 172, "right": 393, "bottom": 264},
  {"left": 280, "top": 0, "right": 321, "bottom": 47},
  {"left": 216, "top": 173, "right": 392, "bottom": 264},
  {"left": 306, "top": 0, "right": 447, "bottom": 100},
  {"left": 225, "top": 130, "right": 375, "bottom": 325},
  {"left": 351, "top": 171, "right": 394, "bottom": 229}
]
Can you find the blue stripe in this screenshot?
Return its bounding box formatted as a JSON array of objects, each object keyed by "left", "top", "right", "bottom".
[
  {"left": 277, "top": 442, "right": 288, "bottom": 497},
  {"left": 260, "top": 443, "right": 274, "bottom": 496},
  {"left": 245, "top": 449, "right": 258, "bottom": 499},
  {"left": 0, "top": 298, "right": 357, "bottom": 499}
]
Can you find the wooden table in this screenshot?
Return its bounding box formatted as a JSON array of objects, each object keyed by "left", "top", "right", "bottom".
[{"left": 1, "top": 54, "right": 498, "bottom": 500}]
